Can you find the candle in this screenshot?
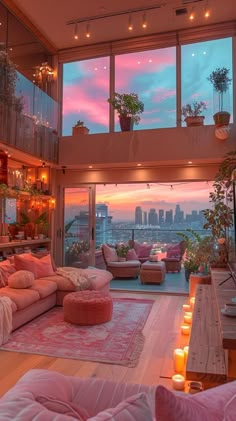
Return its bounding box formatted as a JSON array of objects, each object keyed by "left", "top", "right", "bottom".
[
  {"left": 184, "top": 346, "right": 189, "bottom": 362},
  {"left": 173, "top": 348, "right": 185, "bottom": 372},
  {"left": 172, "top": 374, "right": 185, "bottom": 391},
  {"left": 190, "top": 297, "right": 195, "bottom": 309},
  {"left": 183, "top": 304, "right": 191, "bottom": 312},
  {"left": 184, "top": 312, "right": 192, "bottom": 324},
  {"left": 181, "top": 325, "right": 190, "bottom": 335}
]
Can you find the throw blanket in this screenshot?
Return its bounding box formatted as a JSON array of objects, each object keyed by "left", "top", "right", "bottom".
[
  {"left": 0, "top": 296, "right": 12, "bottom": 345},
  {"left": 56, "top": 267, "right": 93, "bottom": 290}
]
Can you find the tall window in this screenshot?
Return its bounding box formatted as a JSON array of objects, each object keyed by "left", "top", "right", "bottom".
[
  {"left": 63, "top": 57, "right": 110, "bottom": 135},
  {"left": 181, "top": 38, "right": 233, "bottom": 126},
  {"left": 115, "top": 47, "right": 176, "bottom": 131}
]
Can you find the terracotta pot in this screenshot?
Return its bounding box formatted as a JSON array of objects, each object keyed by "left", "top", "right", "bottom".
[
  {"left": 119, "top": 116, "right": 134, "bottom": 131},
  {"left": 184, "top": 116, "right": 205, "bottom": 127},
  {"left": 213, "top": 111, "right": 230, "bottom": 127},
  {"left": 72, "top": 126, "right": 89, "bottom": 135}
]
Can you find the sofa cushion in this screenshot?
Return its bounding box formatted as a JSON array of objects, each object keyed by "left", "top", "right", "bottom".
[
  {"left": 36, "top": 395, "right": 89, "bottom": 420},
  {"left": 30, "top": 279, "right": 58, "bottom": 299},
  {"left": 108, "top": 261, "right": 140, "bottom": 268},
  {"left": 0, "top": 286, "right": 40, "bottom": 310},
  {"left": 40, "top": 274, "right": 77, "bottom": 291},
  {"left": 126, "top": 249, "right": 139, "bottom": 261},
  {"left": 102, "top": 244, "right": 118, "bottom": 263},
  {"left": 88, "top": 392, "right": 153, "bottom": 420},
  {"left": 155, "top": 382, "right": 236, "bottom": 421},
  {"left": 8, "top": 270, "right": 34, "bottom": 289},
  {"left": 14, "top": 254, "right": 55, "bottom": 279},
  {"left": 135, "top": 243, "right": 152, "bottom": 258},
  {"left": 0, "top": 260, "right": 16, "bottom": 287}
]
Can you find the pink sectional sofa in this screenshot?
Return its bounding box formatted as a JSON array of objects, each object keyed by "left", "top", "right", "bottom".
[
  {"left": 0, "top": 254, "right": 112, "bottom": 331},
  {"left": 1, "top": 369, "right": 236, "bottom": 420}
]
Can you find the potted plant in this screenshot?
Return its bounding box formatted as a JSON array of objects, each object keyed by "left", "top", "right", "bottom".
[
  {"left": 207, "top": 67, "right": 231, "bottom": 126},
  {"left": 202, "top": 150, "right": 236, "bottom": 266},
  {"left": 181, "top": 101, "right": 206, "bottom": 127},
  {"left": 107, "top": 92, "right": 144, "bottom": 131},
  {"left": 116, "top": 243, "right": 130, "bottom": 261},
  {"left": 0, "top": 49, "right": 18, "bottom": 109},
  {"left": 72, "top": 120, "right": 89, "bottom": 136}
]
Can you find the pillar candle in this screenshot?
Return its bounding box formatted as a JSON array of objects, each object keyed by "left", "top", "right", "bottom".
[
  {"left": 183, "top": 304, "right": 191, "bottom": 312},
  {"left": 184, "top": 312, "right": 192, "bottom": 324},
  {"left": 190, "top": 297, "right": 195, "bottom": 309},
  {"left": 173, "top": 348, "right": 185, "bottom": 372},
  {"left": 181, "top": 324, "right": 190, "bottom": 335},
  {"left": 172, "top": 374, "right": 185, "bottom": 391},
  {"left": 184, "top": 346, "right": 189, "bottom": 362}
]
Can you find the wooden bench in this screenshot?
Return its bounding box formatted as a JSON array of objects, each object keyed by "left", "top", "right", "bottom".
[{"left": 186, "top": 284, "right": 227, "bottom": 388}]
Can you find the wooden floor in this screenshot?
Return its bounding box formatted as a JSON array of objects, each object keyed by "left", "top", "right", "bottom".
[{"left": 0, "top": 291, "right": 189, "bottom": 397}]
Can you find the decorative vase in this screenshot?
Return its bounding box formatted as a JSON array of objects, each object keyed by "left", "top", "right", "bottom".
[
  {"left": 184, "top": 116, "right": 205, "bottom": 127},
  {"left": 72, "top": 126, "right": 89, "bottom": 135},
  {"left": 119, "top": 116, "right": 134, "bottom": 132}
]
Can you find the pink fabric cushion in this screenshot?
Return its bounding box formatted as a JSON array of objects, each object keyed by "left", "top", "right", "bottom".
[
  {"left": 126, "top": 249, "right": 138, "bottom": 261},
  {"left": 8, "top": 270, "right": 35, "bottom": 289},
  {"left": 36, "top": 395, "right": 89, "bottom": 420},
  {"left": 14, "top": 254, "right": 55, "bottom": 279},
  {"left": 31, "top": 251, "right": 57, "bottom": 272},
  {"left": 89, "top": 393, "right": 152, "bottom": 420},
  {"left": 102, "top": 244, "right": 118, "bottom": 263},
  {"left": 167, "top": 245, "right": 181, "bottom": 258},
  {"left": 135, "top": 244, "right": 152, "bottom": 258},
  {"left": 155, "top": 382, "right": 236, "bottom": 421},
  {"left": 0, "top": 260, "right": 16, "bottom": 287}
]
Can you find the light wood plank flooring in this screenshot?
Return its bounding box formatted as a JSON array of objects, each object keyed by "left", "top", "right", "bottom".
[{"left": 0, "top": 292, "right": 189, "bottom": 397}]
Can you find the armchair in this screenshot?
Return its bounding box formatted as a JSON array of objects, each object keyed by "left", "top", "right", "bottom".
[
  {"left": 102, "top": 244, "right": 141, "bottom": 279},
  {"left": 128, "top": 240, "right": 153, "bottom": 263},
  {"left": 161, "top": 240, "right": 186, "bottom": 272}
]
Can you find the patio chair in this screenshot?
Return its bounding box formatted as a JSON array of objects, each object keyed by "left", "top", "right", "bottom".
[
  {"left": 101, "top": 244, "right": 141, "bottom": 279},
  {"left": 161, "top": 240, "right": 186, "bottom": 272}
]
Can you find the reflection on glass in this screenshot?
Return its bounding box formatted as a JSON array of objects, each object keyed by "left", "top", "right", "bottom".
[{"left": 181, "top": 38, "right": 233, "bottom": 126}]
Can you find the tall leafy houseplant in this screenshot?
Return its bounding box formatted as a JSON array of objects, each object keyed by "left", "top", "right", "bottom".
[
  {"left": 202, "top": 150, "right": 236, "bottom": 265},
  {"left": 0, "top": 49, "right": 24, "bottom": 112},
  {"left": 107, "top": 92, "right": 144, "bottom": 131},
  {"left": 207, "top": 67, "right": 231, "bottom": 126}
]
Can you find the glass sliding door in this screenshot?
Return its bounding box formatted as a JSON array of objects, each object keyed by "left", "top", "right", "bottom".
[{"left": 63, "top": 186, "right": 95, "bottom": 268}]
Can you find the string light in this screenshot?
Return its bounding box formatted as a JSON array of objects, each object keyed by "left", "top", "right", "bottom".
[
  {"left": 142, "top": 13, "right": 147, "bottom": 29},
  {"left": 189, "top": 8, "right": 195, "bottom": 21},
  {"left": 204, "top": 2, "right": 210, "bottom": 19},
  {"left": 86, "top": 23, "right": 91, "bottom": 38},
  {"left": 74, "top": 23, "right": 78, "bottom": 40},
  {"left": 128, "top": 15, "right": 133, "bottom": 31}
]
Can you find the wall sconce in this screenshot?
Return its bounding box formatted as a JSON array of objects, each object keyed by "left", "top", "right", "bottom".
[
  {"left": 37, "top": 166, "right": 50, "bottom": 193},
  {"left": 49, "top": 197, "right": 56, "bottom": 210}
]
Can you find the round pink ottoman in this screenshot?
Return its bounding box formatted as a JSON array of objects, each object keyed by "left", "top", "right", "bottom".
[{"left": 63, "top": 290, "right": 113, "bottom": 325}]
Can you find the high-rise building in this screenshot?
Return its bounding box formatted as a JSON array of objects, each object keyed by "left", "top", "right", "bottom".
[
  {"left": 165, "top": 209, "right": 173, "bottom": 224},
  {"left": 159, "top": 209, "right": 164, "bottom": 225},
  {"left": 143, "top": 211, "right": 147, "bottom": 225},
  {"left": 135, "top": 206, "right": 143, "bottom": 225},
  {"left": 148, "top": 208, "right": 158, "bottom": 225},
  {"left": 174, "top": 204, "right": 184, "bottom": 223}
]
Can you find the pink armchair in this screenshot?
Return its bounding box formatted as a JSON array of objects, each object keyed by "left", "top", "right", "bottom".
[
  {"left": 102, "top": 244, "right": 141, "bottom": 279},
  {"left": 161, "top": 240, "right": 186, "bottom": 272},
  {"left": 128, "top": 241, "right": 153, "bottom": 263}
]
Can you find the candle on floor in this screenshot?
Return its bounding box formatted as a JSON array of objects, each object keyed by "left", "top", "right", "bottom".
[
  {"left": 181, "top": 324, "right": 190, "bottom": 335},
  {"left": 184, "top": 312, "right": 192, "bottom": 324},
  {"left": 172, "top": 374, "right": 185, "bottom": 391},
  {"left": 190, "top": 297, "right": 195, "bottom": 309},
  {"left": 173, "top": 348, "right": 185, "bottom": 372},
  {"left": 183, "top": 304, "right": 191, "bottom": 312},
  {"left": 184, "top": 346, "right": 189, "bottom": 362}
]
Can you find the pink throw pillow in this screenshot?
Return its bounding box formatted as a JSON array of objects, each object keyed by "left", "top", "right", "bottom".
[
  {"left": 36, "top": 395, "right": 89, "bottom": 420},
  {"left": 0, "top": 260, "right": 16, "bottom": 287},
  {"left": 14, "top": 254, "right": 55, "bottom": 279},
  {"left": 136, "top": 244, "right": 152, "bottom": 258},
  {"left": 31, "top": 251, "right": 57, "bottom": 271},
  {"left": 14, "top": 254, "right": 37, "bottom": 276},
  {"left": 155, "top": 382, "right": 236, "bottom": 421},
  {"left": 126, "top": 249, "right": 138, "bottom": 261},
  {"left": 33, "top": 254, "right": 56, "bottom": 278},
  {"left": 8, "top": 270, "right": 35, "bottom": 289},
  {"left": 102, "top": 244, "right": 118, "bottom": 263},
  {"left": 88, "top": 392, "right": 152, "bottom": 420}
]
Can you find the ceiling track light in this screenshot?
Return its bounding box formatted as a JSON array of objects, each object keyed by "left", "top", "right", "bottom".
[
  {"left": 189, "top": 7, "right": 195, "bottom": 21},
  {"left": 86, "top": 23, "right": 91, "bottom": 38},
  {"left": 204, "top": 1, "right": 210, "bottom": 18},
  {"left": 74, "top": 23, "right": 78, "bottom": 40},
  {"left": 142, "top": 12, "right": 147, "bottom": 29},
  {"left": 128, "top": 15, "right": 133, "bottom": 31}
]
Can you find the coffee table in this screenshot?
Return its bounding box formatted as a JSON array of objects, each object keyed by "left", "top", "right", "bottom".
[{"left": 140, "top": 261, "right": 166, "bottom": 284}]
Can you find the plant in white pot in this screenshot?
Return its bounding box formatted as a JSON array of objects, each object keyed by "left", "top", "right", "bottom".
[
  {"left": 181, "top": 101, "right": 207, "bottom": 127},
  {"left": 72, "top": 120, "right": 89, "bottom": 135},
  {"left": 207, "top": 67, "right": 231, "bottom": 126},
  {"left": 107, "top": 92, "right": 144, "bottom": 131}
]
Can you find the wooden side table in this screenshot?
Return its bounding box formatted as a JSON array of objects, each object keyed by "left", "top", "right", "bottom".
[{"left": 189, "top": 273, "right": 211, "bottom": 297}]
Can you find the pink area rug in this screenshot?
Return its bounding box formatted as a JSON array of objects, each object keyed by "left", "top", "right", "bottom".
[{"left": 1, "top": 298, "right": 154, "bottom": 367}]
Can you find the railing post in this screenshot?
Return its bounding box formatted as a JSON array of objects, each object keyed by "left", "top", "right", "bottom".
[{"left": 131, "top": 229, "right": 134, "bottom": 248}]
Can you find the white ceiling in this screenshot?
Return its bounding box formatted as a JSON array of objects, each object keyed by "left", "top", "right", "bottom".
[{"left": 7, "top": 0, "right": 236, "bottom": 51}]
